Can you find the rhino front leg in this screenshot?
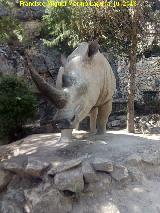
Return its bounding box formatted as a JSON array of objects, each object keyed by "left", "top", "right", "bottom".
[
  {"left": 59, "top": 129, "right": 73, "bottom": 143},
  {"left": 90, "top": 107, "right": 98, "bottom": 133},
  {"left": 97, "top": 100, "right": 112, "bottom": 134}
]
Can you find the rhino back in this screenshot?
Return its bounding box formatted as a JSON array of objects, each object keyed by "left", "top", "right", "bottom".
[{"left": 90, "top": 52, "right": 116, "bottom": 106}]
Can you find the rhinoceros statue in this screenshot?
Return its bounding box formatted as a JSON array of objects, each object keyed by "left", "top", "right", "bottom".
[{"left": 26, "top": 41, "right": 116, "bottom": 142}]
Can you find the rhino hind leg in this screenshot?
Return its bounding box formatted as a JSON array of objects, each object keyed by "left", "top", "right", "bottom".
[
  {"left": 96, "top": 100, "right": 112, "bottom": 134},
  {"left": 90, "top": 107, "right": 98, "bottom": 134}
]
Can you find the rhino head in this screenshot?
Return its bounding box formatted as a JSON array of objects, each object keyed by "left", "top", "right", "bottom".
[{"left": 26, "top": 41, "right": 99, "bottom": 130}]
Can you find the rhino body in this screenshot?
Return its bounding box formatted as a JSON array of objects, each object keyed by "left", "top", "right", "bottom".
[{"left": 26, "top": 41, "right": 116, "bottom": 141}]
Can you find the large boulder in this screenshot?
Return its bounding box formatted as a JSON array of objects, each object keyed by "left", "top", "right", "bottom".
[
  {"left": 54, "top": 167, "right": 84, "bottom": 193},
  {"left": 111, "top": 165, "right": 129, "bottom": 182},
  {"left": 26, "top": 188, "right": 72, "bottom": 213},
  {"left": 84, "top": 172, "right": 112, "bottom": 193},
  {"left": 91, "top": 157, "right": 113, "bottom": 173},
  {"left": 2, "top": 156, "right": 27, "bottom": 176},
  {"left": 48, "top": 158, "right": 82, "bottom": 176},
  {"left": 25, "top": 157, "right": 50, "bottom": 178},
  {"left": 0, "top": 169, "right": 12, "bottom": 192},
  {"left": 82, "top": 161, "right": 98, "bottom": 183}
]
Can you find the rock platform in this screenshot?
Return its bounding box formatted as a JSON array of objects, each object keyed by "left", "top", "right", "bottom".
[{"left": 0, "top": 130, "right": 160, "bottom": 213}]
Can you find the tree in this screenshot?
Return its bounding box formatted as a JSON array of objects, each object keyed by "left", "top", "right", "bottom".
[
  {"left": 127, "top": 0, "right": 160, "bottom": 132},
  {"left": 127, "top": 2, "right": 139, "bottom": 133}
]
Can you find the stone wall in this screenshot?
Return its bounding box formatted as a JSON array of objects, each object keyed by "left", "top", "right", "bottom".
[
  {"left": 0, "top": 43, "right": 61, "bottom": 133},
  {"left": 117, "top": 56, "right": 160, "bottom": 102}
]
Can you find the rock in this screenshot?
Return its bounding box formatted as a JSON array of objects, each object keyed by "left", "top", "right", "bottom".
[
  {"left": 24, "top": 188, "right": 42, "bottom": 207},
  {"left": 25, "top": 157, "right": 50, "bottom": 178},
  {"left": 135, "top": 114, "right": 160, "bottom": 134},
  {"left": 82, "top": 161, "right": 98, "bottom": 183},
  {"left": 24, "top": 182, "right": 72, "bottom": 213},
  {"left": 25, "top": 182, "right": 72, "bottom": 212},
  {"left": 31, "top": 188, "right": 72, "bottom": 213},
  {"left": 0, "top": 52, "right": 15, "bottom": 75},
  {"left": 107, "top": 116, "right": 127, "bottom": 129},
  {"left": 0, "top": 45, "right": 26, "bottom": 77},
  {"left": 111, "top": 165, "right": 129, "bottom": 181},
  {"left": 150, "top": 127, "right": 160, "bottom": 134},
  {"left": 15, "top": 4, "right": 44, "bottom": 21},
  {"left": 2, "top": 156, "right": 27, "bottom": 175},
  {"left": 0, "top": 201, "right": 23, "bottom": 213},
  {"left": 48, "top": 158, "right": 82, "bottom": 176},
  {"left": 1, "top": 188, "right": 26, "bottom": 213},
  {"left": 126, "top": 154, "right": 142, "bottom": 166},
  {"left": 108, "top": 115, "right": 116, "bottom": 122},
  {"left": 84, "top": 172, "right": 111, "bottom": 193},
  {"left": 142, "top": 151, "right": 160, "bottom": 165},
  {"left": 6, "top": 175, "right": 34, "bottom": 191},
  {"left": 128, "top": 167, "right": 144, "bottom": 183},
  {"left": 111, "top": 120, "right": 121, "bottom": 127},
  {"left": 117, "top": 56, "right": 160, "bottom": 102},
  {"left": 54, "top": 167, "right": 84, "bottom": 193},
  {"left": 91, "top": 157, "right": 113, "bottom": 172},
  {"left": 0, "top": 169, "right": 12, "bottom": 192},
  {"left": 116, "top": 115, "right": 127, "bottom": 120}
]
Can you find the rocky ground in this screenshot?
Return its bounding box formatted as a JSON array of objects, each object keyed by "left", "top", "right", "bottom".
[
  {"left": 0, "top": 130, "right": 160, "bottom": 213},
  {"left": 135, "top": 114, "right": 160, "bottom": 134}
]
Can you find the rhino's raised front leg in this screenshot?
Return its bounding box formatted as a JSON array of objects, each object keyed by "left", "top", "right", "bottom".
[
  {"left": 75, "top": 122, "right": 80, "bottom": 131},
  {"left": 90, "top": 107, "right": 98, "bottom": 134},
  {"left": 97, "top": 100, "right": 112, "bottom": 134},
  {"left": 59, "top": 129, "right": 73, "bottom": 143}
]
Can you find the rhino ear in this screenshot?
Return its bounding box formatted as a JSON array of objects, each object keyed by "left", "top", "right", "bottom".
[
  {"left": 61, "top": 54, "right": 67, "bottom": 66},
  {"left": 88, "top": 40, "right": 99, "bottom": 58}
]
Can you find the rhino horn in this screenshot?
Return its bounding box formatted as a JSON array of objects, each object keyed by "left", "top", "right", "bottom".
[{"left": 26, "top": 55, "right": 67, "bottom": 109}]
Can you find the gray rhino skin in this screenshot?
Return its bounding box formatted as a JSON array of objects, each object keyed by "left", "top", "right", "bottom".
[{"left": 27, "top": 41, "right": 116, "bottom": 141}]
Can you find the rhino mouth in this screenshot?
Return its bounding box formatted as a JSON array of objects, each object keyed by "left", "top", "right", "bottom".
[
  {"left": 71, "top": 115, "right": 76, "bottom": 122},
  {"left": 55, "top": 115, "right": 76, "bottom": 129}
]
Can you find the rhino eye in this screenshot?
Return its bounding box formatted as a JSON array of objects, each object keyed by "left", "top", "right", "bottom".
[{"left": 62, "top": 74, "right": 76, "bottom": 87}]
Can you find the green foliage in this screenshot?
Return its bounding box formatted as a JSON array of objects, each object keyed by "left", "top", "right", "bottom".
[
  {"left": 0, "top": 0, "right": 22, "bottom": 44},
  {"left": 0, "top": 16, "right": 21, "bottom": 43},
  {"left": 42, "top": 1, "right": 159, "bottom": 57},
  {"left": 42, "top": 7, "right": 76, "bottom": 54},
  {"left": 42, "top": 6, "right": 134, "bottom": 56},
  {"left": 0, "top": 75, "right": 37, "bottom": 143}
]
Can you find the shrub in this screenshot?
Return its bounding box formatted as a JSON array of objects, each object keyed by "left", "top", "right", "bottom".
[{"left": 0, "top": 75, "right": 37, "bottom": 143}]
